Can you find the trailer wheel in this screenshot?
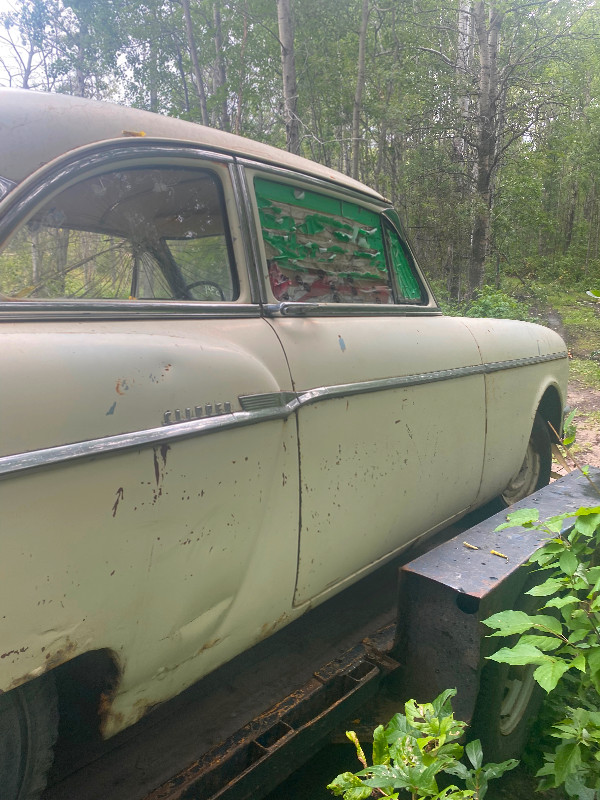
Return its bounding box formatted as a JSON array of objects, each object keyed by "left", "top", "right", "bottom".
[
  {"left": 500, "top": 412, "right": 552, "bottom": 507},
  {"left": 0, "top": 675, "right": 58, "bottom": 800},
  {"left": 469, "top": 658, "right": 542, "bottom": 761},
  {"left": 470, "top": 585, "right": 545, "bottom": 761}
]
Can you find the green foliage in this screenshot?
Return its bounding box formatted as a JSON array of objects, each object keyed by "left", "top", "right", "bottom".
[
  {"left": 483, "top": 504, "right": 600, "bottom": 797},
  {"left": 327, "top": 689, "right": 517, "bottom": 800},
  {"left": 439, "top": 285, "right": 534, "bottom": 321}
]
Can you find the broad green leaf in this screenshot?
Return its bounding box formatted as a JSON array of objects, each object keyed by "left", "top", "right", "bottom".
[
  {"left": 444, "top": 762, "right": 469, "bottom": 780},
  {"left": 431, "top": 688, "right": 457, "bottom": 716},
  {"left": 568, "top": 628, "right": 592, "bottom": 643},
  {"left": 526, "top": 577, "right": 566, "bottom": 596},
  {"left": 587, "top": 648, "right": 600, "bottom": 674},
  {"left": 488, "top": 643, "right": 548, "bottom": 666},
  {"left": 531, "top": 614, "right": 563, "bottom": 635},
  {"left": 465, "top": 738, "right": 483, "bottom": 770},
  {"left": 518, "top": 633, "right": 562, "bottom": 651},
  {"left": 571, "top": 653, "right": 587, "bottom": 672},
  {"left": 564, "top": 772, "right": 595, "bottom": 800},
  {"left": 559, "top": 549, "right": 578, "bottom": 576},
  {"left": 482, "top": 758, "right": 519, "bottom": 780},
  {"left": 495, "top": 508, "right": 539, "bottom": 530},
  {"left": 574, "top": 510, "right": 600, "bottom": 536},
  {"left": 533, "top": 658, "right": 571, "bottom": 692},
  {"left": 554, "top": 741, "right": 582, "bottom": 786},
  {"left": 327, "top": 772, "right": 373, "bottom": 799},
  {"left": 545, "top": 595, "right": 579, "bottom": 609},
  {"left": 372, "top": 724, "right": 389, "bottom": 766},
  {"left": 483, "top": 609, "right": 538, "bottom": 634}
]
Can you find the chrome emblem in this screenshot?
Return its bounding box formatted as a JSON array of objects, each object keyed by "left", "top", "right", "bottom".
[{"left": 163, "top": 401, "right": 232, "bottom": 425}]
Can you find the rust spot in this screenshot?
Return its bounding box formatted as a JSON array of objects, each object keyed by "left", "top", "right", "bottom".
[
  {"left": 198, "top": 637, "right": 221, "bottom": 653},
  {"left": 1, "top": 646, "right": 29, "bottom": 660},
  {"left": 153, "top": 450, "right": 160, "bottom": 485},
  {"left": 160, "top": 443, "right": 170, "bottom": 466},
  {"left": 43, "top": 639, "right": 78, "bottom": 672},
  {"left": 112, "top": 487, "right": 124, "bottom": 517}
]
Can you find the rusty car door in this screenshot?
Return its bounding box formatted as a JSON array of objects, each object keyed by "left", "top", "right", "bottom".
[{"left": 0, "top": 143, "right": 299, "bottom": 733}]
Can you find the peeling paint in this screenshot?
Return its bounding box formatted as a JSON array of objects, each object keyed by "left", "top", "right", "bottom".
[
  {"left": 112, "top": 487, "right": 124, "bottom": 517},
  {"left": 106, "top": 401, "right": 117, "bottom": 416}
]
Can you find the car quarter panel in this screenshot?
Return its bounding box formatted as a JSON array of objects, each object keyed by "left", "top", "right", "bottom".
[{"left": 460, "top": 317, "right": 569, "bottom": 503}]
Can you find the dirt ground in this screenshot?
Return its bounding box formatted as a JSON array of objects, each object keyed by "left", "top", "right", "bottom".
[{"left": 566, "top": 381, "right": 600, "bottom": 469}]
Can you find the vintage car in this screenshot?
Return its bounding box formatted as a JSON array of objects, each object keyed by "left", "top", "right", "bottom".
[{"left": 0, "top": 89, "right": 568, "bottom": 798}]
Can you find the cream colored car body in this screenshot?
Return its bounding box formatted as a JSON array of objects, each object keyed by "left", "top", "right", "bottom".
[{"left": 0, "top": 90, "right": 568, "bottom": 737}]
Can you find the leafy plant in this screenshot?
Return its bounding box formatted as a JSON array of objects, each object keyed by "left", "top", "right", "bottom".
[
  {"left": 482, "top": 504, "right": 600, "bottom": 797},
  {"left": 327, "top": 689, "right": 517, "bottom": 800}
]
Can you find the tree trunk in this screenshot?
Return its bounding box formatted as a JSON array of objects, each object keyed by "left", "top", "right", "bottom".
[
  {"left": 352, "top": 0, "right": 369, "bottom": 181},
  {"left": 181, "top": 0, "right": 209, "bottom": 126},
  {"left": 454, "top": 0, "right": 472, "bottom": 161},
  {"left": 213, "top": 0, "right": 229, "bottom": 130},
  {"left": 469, "top": 1, "right": 502, "bottom": 295},
  {"left": 276, "top": 0, "right": 300, "bottom": 154},
  {"left": 234, "top": 2, "right": 248, "bottom": 134}
]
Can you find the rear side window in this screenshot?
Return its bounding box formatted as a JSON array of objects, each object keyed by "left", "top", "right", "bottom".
[
  {"left": 0, "top": 166, "right": 237, "bottom": 302},
  {"left": 383, "top": 223, "right": 422, "bottom": 302},
  {"left": 255, "top": 177, "right": 393, "bottom": 304}
]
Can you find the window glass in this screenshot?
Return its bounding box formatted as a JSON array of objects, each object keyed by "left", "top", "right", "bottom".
[
  {"left": 383, "top": 223, "right": 422, "bottom": 302},
  {"left": 255, "top": 177, "right": 392, "bottom": 304},
  {"left": 0, "top": 167, "right": 237, "bottom": 302}
]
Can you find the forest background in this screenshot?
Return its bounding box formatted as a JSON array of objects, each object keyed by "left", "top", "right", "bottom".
[{"left": 2, "top": 0, "right": 600, "bottom": 304}]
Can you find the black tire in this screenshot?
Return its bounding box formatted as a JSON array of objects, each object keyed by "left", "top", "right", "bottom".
[
  {"left": 500, "top": 412, "right": 552, "bottom": 507},
  {"left": 469, "top": 656, "right": 544, "bottom": 762},
  {"left": 470, "top": 589, "right": 544, "bottom": 761},
  {"left": 0, "top": 675, "right": 58, "bottom": 800}
]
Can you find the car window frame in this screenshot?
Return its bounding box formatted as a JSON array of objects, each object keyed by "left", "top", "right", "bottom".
[
  {"left": 240, "top": 161, "right": 439, "bottom": 316},
  {"left": 0, "top": 141, "right": 261, "bottom": 320}
]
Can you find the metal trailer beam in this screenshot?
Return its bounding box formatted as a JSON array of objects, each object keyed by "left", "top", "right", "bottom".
[{"left": 392, "top": 468, "right": 600, "bottom": 723}]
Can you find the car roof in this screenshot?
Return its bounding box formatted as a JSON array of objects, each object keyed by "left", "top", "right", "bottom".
[{"left": 0, "top": 89, "right": 386, "bottom": 202}]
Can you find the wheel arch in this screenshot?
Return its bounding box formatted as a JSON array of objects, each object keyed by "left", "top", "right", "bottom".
[
  {"left": 535, "top": 382, "right": 563, "bottom": 441},
  {"left": 51, "top": 648, "right": 121, "bottom": 743}
]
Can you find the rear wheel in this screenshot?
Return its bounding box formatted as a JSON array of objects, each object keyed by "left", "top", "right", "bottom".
[
  {"left": 500, "top": 412, "right": 552, "bottom": 507},
  {"left": 0, "top": 675, "right": 58, "bottom": 800}
]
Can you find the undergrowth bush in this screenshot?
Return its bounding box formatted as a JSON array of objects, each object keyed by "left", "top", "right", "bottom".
[
  {"left": 483, "top": 502, "right": 600, "bottom": 799},
  {"left": 327, "top": 689, "right": 517, "bottom": 800}
]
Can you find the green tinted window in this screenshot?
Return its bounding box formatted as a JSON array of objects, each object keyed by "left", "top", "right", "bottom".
[
  {"left": 384, "top": 224, "right": 422, "bottom": 301},
  {"left": 255, "top": 177, "right": 392, "bottom": 304}
]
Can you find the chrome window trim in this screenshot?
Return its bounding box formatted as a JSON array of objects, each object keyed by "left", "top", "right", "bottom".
[
  {"left": 263, "top": 302, "right": 442, "bottom": 317},
  {"left": 233, "top": 162, "right": 269, "bottom": 305},
  {"left": 237, "top": 158, "right": 388, "bottom": 209},
  {"left": 0, "top": 302, "right": 261, "bottom": 322},
  {"left": 228, "top": 162, "right": 263, "bottom": 304},
  {"left": 0, "top": 350, "right": 568, "bottom": 478},
  {"left": 0, "top": 142, "right": 235, "bottom": 245}
]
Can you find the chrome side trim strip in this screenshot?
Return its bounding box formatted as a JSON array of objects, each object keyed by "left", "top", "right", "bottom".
[
  {"left": 0, "top": 302, "right": 261, "bottom": 322},
  {"left": 0, "top": 407, "right": 293, "bottom": 478},
  {"left": 0, "top": 351, "right": 567, "bottom": 478}
]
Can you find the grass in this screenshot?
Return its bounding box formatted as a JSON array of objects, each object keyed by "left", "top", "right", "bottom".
[
  {"left": 569, "top": 358, "right": 600, "bottom": 390},
  {"left": 543, "top": 289, "right": 600, "bottom": 360}
]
